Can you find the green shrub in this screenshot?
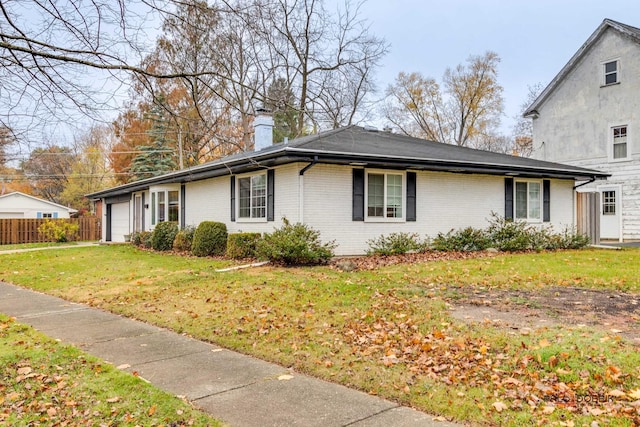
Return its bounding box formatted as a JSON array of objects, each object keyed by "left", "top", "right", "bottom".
[
  {"left": 485, "top": 214, "right": 533, "bottom": 252},
  {"left": 226, "top": 232, "right": 261, "bottom": 259},
  {"left": 191, "top": 221, "right": 228, "bottom": 257},
  {"left": 151, "top": 221, "right": 179, "bottom": 251},
  {"left": 432, "top": 227, "right": 491, "bottom": 252},
  {"left": 540, "top": 225, "right": 591, "bottom": 250},
  {"left": 173, "top": 226, "right": 196, "bottom": 252},
  {"left": 366, "top": 232, "right": 427, "bottom": 255},
  {"left": 430, "top": 213, "right": 592, "bottom": 253},
  {"left": 256, "top": 218, "right": 336, "bottom": 265},
  {"left": 37, "top": 220, "right": 79, "bottom": 243},
  {"left": 131, "top": 231, "right": 153, "bottom": 248}
]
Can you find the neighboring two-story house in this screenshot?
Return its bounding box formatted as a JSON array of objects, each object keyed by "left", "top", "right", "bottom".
[{"left": 525, "top": 19, "right": 640, "bottom": 242}]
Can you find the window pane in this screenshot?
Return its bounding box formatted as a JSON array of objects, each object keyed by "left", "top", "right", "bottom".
[
  {"left": 386, "top": 174, "right": 402, "bottom": 218},
  {"left": 604, "top": 61, "right": 618, "bottom": 84},
  {"left": 158, "top": 191, "right": 166, "bottom": 222},
  {"left": 613, "top": 143, "right": 627, "bottom": 159},
  {"left": 515, "top": 182, "right": 528, "bottom": 219},
  {"left": 528, "top": 182, "right": 541, "bottom": 219},
  {"left": 603, "top": 191, "right": 616, "bottom": 215},
  {"left": 168, "top": 190, "right": 179, "bottom": 222},
  {"left": 239, "top": 177, "right": 251, "bottom": 218},
  {"left": 367, "top": 174, "right": 384, "bottom": 217},
  {"left": 251, "top": 174, "right": 266, "bottom": 218},
  {"left": 605, "top": 61, "right": 617, "bottom": 73}
]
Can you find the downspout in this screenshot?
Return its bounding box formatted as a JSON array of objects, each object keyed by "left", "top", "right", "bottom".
[
  {"left": 573, "top": 176, "right": 597, "bottom": 190},
  {"left": 298, "top": 156, "right": 318, "bottom": 223}
]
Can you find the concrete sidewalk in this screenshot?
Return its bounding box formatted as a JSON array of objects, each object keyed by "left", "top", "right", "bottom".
[{"left": 0, "top": 281, "right": 459, "bottom": 427}]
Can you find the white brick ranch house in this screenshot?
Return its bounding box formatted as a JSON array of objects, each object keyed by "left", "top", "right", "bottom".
[{"left": 88, "top": 125, "right": 607, "bottom": 255}]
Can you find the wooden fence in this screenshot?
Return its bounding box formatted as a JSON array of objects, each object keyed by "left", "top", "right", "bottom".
[
  {"left": 577, "top": 192, "right": 600, "bottom": 245},
  {"left": 0, "top": 217, "right": 101, "bottom": 245}
]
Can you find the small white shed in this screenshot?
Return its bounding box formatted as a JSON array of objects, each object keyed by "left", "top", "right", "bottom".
[{"left": 0, "top": 192, "right": 77, "bottom": 219}]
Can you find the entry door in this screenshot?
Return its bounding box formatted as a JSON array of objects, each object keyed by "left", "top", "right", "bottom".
[{"left": 600, "top": 186, "right": 621, "bottom": 241}]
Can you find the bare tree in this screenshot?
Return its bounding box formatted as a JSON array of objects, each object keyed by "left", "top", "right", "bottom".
[
  {"left": 248, "top": 0, "right": 387, "bottom": 136},
  {"left": 444, "top": 51, "right": 504, "bottom": 147},
  {"left": 383, "top": 52, "right": 505, "bottom": 151},
  {"left": 382, "top": 72, "right": 449, "bottom": 142},
  {"left": 512, "top": 83, "right": 544, "bottom": 157}
]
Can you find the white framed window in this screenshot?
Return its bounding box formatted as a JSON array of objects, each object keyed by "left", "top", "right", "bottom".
[
  {"left": 611, "top": 125, "right": 629, "bottom": 160},
  {"left": 42, "top": 213, "right": 53, "bottom": 218},
  {"left": 602, "top": 190, "right": 616, "bottom": 215},
  {"left": 603, "top": 60, "right": 619, "bottom": 85},
  {"left": 237, "top": 173, "right": 267, "bottom": 220},
  {"left": 514, "top": 180, "right": 541, "bottom": 221},
  {"left": 151, "top": 188, "right": 180, "bottom": 225},
  {"left": 365, "top": 171, "right": 404, "bottom": 221}
]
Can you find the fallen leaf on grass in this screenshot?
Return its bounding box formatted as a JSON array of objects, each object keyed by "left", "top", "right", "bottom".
[
  {"left": 106, "top": 397, "right": 120, "bottom": 403},
  {"left": 147, "top": 405, "right": 156, "bottom": 416},
  {"left": 492, "top": 401, "right": 508, "bottom": 413},
  {"left": 628, "top": 389, "right": 640, "bottom": 400}
]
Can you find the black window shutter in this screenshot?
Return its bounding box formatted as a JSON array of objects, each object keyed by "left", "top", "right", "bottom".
[
  {"left": 230, "top": 176, "right": 236, "bottom": 222},
  {"left": 180, "top": 184, "right": 186, "bottom": 228},
  {"left": 406, "top": 172, "right": 416, "bottom": 221},
  {"left": 267, "top": 169, "right": 275, "bottom": 221},
  {"left": 505, "top": 178, "right": 514, "bottom": 220},
  {"left": 543, "top": 179, "right": 551, "bottom": 222},
  {"left": 352, "top": 169, "right": 365, "bottom": 221}
]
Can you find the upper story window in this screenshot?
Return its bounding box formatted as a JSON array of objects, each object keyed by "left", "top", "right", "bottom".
[
  {"left": 238, "top": 173, "right": 266, "bottom": 219},
  {"left": 612, "top": 125, "right": 628, "bottom": 160},
  {"left": 366, "top": 171, "right": 404, "bottom": 221},
  {"left": 515, "top": 180, "right": 541, "bottom": 221},
  {"left": 603, "top": 60, "right": 619, "bottom": 85}
]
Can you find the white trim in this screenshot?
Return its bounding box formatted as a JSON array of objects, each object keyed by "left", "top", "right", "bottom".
[
  {"left": 601, "top": 58, "right": 620, "bottom": 86},
  {"left": 236, "top": 171, "right": 268, "bottom": 223},
  {"left": 364, "top": 169, "right": 406, "bottom": 223},
  {"left": 596, "top": 183, "right": 623, "bottom": 242},
  {"left": 149, "top": 185, "right": 181, "bottom": 227},
  {"left": 608, "top": 122, "right": 631, "bottom": 163},
  {"left": 514, "top": 179, "right": 543, "bottom": 223}
]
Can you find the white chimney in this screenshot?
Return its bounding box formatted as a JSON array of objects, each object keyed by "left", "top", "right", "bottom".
[{"left": 254, "top": 108, "right": 274, "bottom": 151}]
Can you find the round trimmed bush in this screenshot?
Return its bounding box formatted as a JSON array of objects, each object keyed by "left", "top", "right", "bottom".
[
  {"left": 226, "top": 232, "right": 261, "bottom": 259},
  {"left": 191, "top": 221, "right": 228, "bottom": 257},
  {"left": 151, "top": 221, "right": 179, "bottom": 251},
  {"left": 173, "top": 226, "right": 196, "bottom": 252}
]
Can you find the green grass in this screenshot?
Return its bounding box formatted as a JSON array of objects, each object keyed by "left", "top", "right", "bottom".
[
  {"left": 1, "top": 245, "right": 640, "bottom": 425},
  {"left": 0, "top": 241, "right": 86, "bottom": 251},
  {"left": 0, "top": 314, "right": 222, "bottom": 426}
]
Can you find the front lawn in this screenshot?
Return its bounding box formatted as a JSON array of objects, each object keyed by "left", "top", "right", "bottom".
[
  {"left": 1, "top": 245, "right": 639, "bottom": 425},
  {"left": 0, "top": 314, "right": 222, "bottom": 426}
]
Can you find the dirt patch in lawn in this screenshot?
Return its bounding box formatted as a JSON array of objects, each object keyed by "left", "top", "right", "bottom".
[
  {"left": 331, "top": 252, "right": 640, "bottom": 346},
  {"left": 447, "top": 286, "right": 640, "bottom": 345}
]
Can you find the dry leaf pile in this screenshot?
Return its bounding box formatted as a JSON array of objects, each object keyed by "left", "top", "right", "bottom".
[{"left": 343, "top": 291, "right": 640, "bottom": 423}]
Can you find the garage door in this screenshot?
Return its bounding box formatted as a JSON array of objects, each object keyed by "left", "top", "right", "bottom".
[{"left": 109, "top": 202, "right": 130, "bottom": 242}]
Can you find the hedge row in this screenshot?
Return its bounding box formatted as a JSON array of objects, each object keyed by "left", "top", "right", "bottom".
[{"left": 130, "top": 219, "right": 335, "bottom": 265}]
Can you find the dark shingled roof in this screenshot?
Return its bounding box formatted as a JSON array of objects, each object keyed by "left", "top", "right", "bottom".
[{"left": 88, "top": 126, "right": 608, "bottom": 199}]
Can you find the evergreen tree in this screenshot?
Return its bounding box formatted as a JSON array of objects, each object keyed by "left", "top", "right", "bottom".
[{"left": 129, "top": 99, "right": 177, "bottom": 182}]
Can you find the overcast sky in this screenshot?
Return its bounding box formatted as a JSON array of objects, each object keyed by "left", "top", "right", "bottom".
[{"left": 356, "top": 0, "right": 640, "bottom": 134}]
